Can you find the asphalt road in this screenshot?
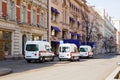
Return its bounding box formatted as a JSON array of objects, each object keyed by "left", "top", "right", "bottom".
[{"left": 0, "top": 53, "right": 120, "bottom": 80}]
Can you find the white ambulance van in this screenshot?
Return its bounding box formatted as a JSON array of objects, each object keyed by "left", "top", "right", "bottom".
[
  {"left": 25, "top": 41, "right": 55, "bottom": 63},
  {"left": 79, "top": 45, "right": 93, "bottom": 58},
  {"left": 59, "top": 43, "right": 80, "bottom": 61}
]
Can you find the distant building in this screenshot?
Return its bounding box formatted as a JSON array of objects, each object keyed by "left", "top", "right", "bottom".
[
  {"left": 94, "top": 7, "right": 116, "bottom": 53},
  {"left": 88, "top": 6, "right": 105, "bottom": 54},
  {"left": 112, "top": 19, "right": 120, "bottom": 53}
]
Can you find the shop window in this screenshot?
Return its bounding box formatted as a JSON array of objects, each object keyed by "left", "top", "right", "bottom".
[
  {"left": 0, "top": 31, "right": 12, "bottom": 55},
  {"left": 3, "top": 32, "right": 11, "bottom": 40}
]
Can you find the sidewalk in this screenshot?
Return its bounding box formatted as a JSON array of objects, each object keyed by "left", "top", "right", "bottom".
[
  {"left": 0, "top": 68, "right": 12, "bottom": 76},
  {"left": 92, "top": 52, "right": 117, "bottom": 59}
]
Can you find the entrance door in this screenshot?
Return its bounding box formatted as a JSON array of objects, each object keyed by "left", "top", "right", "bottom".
[
  {"left": 22, "top": 35, "right": 27, "bottom": 55},
  {"left": 0, "top": 41, "right": 5, "bottom": 60}
]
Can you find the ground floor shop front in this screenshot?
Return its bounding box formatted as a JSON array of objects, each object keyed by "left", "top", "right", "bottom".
[
  {"left": 0, "top": 22, "right": 47, "bottom": 60},
  {"left": 0, "top": 29, "right": 12, "bottom": 60}
]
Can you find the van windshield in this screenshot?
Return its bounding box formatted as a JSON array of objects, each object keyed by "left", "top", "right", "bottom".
[
  {"left": 59, "top": 47, "right": 70, "bottom": 52},
  {"left": 79, "top": 48, "right": 88, "bottom": 52},
  {"left": 26, "top": 44, "right": 39, "bottom": 51}
]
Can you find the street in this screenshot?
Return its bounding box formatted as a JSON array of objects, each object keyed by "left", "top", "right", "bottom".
[{"left": 0, "top": 53, "right": 120, "bottom": 80}]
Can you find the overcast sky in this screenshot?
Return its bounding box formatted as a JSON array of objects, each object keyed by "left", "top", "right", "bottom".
[{"left": 87, "top": 0, "right": 120, "bottom": 19}]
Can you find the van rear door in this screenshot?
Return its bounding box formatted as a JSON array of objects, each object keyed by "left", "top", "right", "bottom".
[
  {"left": 25, "top": 44, "right": 39, "bottom": 59},
  {"left": 79, "top": 47, "right": 89, "bottom": 57},
  {"left": 59, "top": 46, "right": 71, "bottom": 58}
]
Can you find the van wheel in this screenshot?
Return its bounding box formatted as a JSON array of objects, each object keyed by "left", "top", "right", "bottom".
[
  {"left": 71, "top": 57, "right": 74, "bottom": 62},
  {"left": 41, "top": 57, "right": 45, "bottom": 63},
  {"left": 59, "top": 58, "right": 62, "bottom": 61},
  {"left": 88, "top": 55, "right": 93, "bottom": 58},
  {"left": 27, "top": 60, "right": 31, "bottom": 63},
  {"left": 51, "top": 56, "right": 54, "bottom": 61},
  {"left": 77, "top": 57, "right": 80, "bottom": 61}
]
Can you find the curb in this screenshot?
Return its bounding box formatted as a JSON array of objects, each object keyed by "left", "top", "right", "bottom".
[
  {"left": 105, "top": 67, "right": 120, "bottom": 80},
  {"left": 0, "top": 68, "right": 12, "bottom": 76}
]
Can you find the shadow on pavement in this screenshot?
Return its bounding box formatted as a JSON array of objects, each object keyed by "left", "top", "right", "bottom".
[
  {"left": 93, "top": 53, "right": 118, "bottom": 59},
  {"left": 0, "top": 57, "right": 88, "bottom": 75}
]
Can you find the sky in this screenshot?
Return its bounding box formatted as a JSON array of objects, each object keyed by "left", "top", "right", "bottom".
[{"left": 87, "top": 0, "right": 120, "bottom": 20}]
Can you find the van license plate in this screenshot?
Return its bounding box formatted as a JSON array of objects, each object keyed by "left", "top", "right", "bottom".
[{"left": 26, "top": 56, "right": 31, "bottom": 57}]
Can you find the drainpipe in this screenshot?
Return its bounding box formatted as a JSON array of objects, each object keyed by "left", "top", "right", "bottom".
[
  {"left": 47, "top": 0, "right": 49, "bottom": 42},
  {"left": 47, "top": 0, "right": 51, "bottom": 42}
]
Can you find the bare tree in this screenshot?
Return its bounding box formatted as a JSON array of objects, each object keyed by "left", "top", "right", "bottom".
[{"left": 81, "top": 10, "right": 94, "bottom": 42}]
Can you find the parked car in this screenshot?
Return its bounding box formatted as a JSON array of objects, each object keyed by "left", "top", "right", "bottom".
[
  {"left": 79, "top": 45, "right": 93, "bottom": 58},
  {"left": 25, "top": 41, "right": 55, "bottom": 63},
  {"left": 59, "top": 43, "right": 80, "bottom": 61}
]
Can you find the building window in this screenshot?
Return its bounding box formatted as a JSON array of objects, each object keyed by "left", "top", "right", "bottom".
[
  {"left": 70, "top": 22, "right": 74, "bottom": 28},
  {"left": 71, "top": 35, "right": 74, "bottom": 39},
  {"left": 51, "top": 7, "right": 59, "bottom": 22},
  {"left": 21, "top": 5, "right": 27, "bottom": 23},
  {"left": 31, "top": 10, "right": 36, "bottom": 25},
  {"left": 9, "top": 1, "right": 15, "bottom": 20},
  {"left": 69, "top": 17, "right": 75, "bottom": 28},
  {"left": 40, "top": 13, "right": 44, "bottom": 27},
  {"left": 51, "top": 12, "right": 57, "bottom": 22},
  {"left": 62, "top": 31, "right": 66, "bottom": 39},
  {"left": 77, "top": 21, "right": 80, "bottom": 29}
]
